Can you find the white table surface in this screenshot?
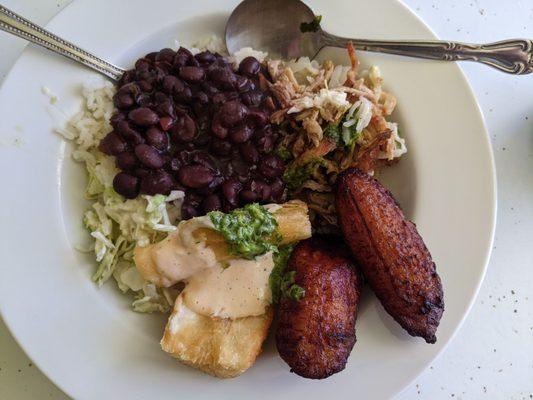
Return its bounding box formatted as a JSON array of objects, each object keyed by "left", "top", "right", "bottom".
[{"left": 0, "top": 0, "right": 532, "bottom": 399}]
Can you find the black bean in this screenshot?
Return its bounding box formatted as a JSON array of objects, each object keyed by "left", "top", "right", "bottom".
[
  {"left": 116, "top": 152, "right": 138, "bottom": 170},
  {"left": 155, "top": 99, "right": 176, "bottom": 118},
  {"left": 168, "top": 157, "right": 182, "bottom": 173},
  {"left": 269, "top": 177, "right": 286, "bottom": 202},
  {"left": 145, "top": 52, "right": 158, "bottom": 61},
  {"left": 135, "top": 93, "right": 152, "bottom": 107},
  {"left": 201, "top": 81, "right": 219, "bottom": 95},
  {"left": 146, "top": 127, "right": 169, "bottom": 151},
  {"left": 225, "top": 91, "right": 240, "bottom": 102},
  {"left": 212, "top": 92, "right": 227, "bottom": 107},
  {"left": 211, "top": 114, "right": 228, "bottom": 139},
  {"left": 113, "top": 172, "right": 140, "bottom": 199},
  {"left": 230, "top": 156, "right": 251, "bottom": 178},
  {"left": 179, "top": 66, "right": 206, "bottom": 83},
  {"left": 235, "top": 76, "right": 254, "bottom": 93},
  {"left": 195, "top": 51, "right": 216, "bottom": 64},
  {"left": 240, "top": 189, "right": 258, "bottom": 203},
  {"left": 155, "top": 48, "right": 176, "bottom": 64},
  {"left": 193, "top": 130, "right": 210, "bottom": 147},
  {"left": 259, "top": 154, "right": 285, "bottom": 178},
  {"left": 118, "top": 82, "right": 140, "bottom": 96},
  {"left": 181, "top": 201, "right": 199, "bottom": 220},
  {"left": 114, "top": 93, "right": 134, "bottom": 109},
  {"left": 135, "top": 70, "right": 152, "bottom": 82},
  {"left": 140, "top": 170, "right": 175, "bottom": 195},
  {"left": 209, "top": 67, "right": 236, "bottom": 90},
  {"left": 174, "top": 53, "right": 190, "bottom": 68},
  {"left": 250, "top": 180, "right": 271, "bottom": 202},
  {"left": 170, "top": 114, "right": 197, "bottom": 142},
  {"left": 133, "top": 168, "right": 150, "bottom": 179},
  {"left": 99, "top": 132, "right": 128, "bottom": 155},
  {"left": 119, "top": 71, "right": 135, "bottom": 85},
  {"left": 246, "top": 110, "right": 268, "bottom": 127},
  {"left": 202, "top": 194, "right": 222, "bottom": 213},
  {"left": 162, "top": 75, "right": 184, "bottom": 94},
  {"left": 241, "top": 90, "right": 263, "bottom": 107},
  {"left": 110, "top": 112, "right": 126, "bottom": 129},
  {"left": 217, "top": 100, "right": 248, "bottom": 126},
  {"left": 229, "top": 125, "right": 253, "bottom": 143},
  {"left": 193, "top": 90, "right": 209, "bottom": 105},
  {"left": 154, "top": 91, "right": 169, "bottom": 103},
  {"left": 239, "top": 142, "right": 259, "bottom": 164},
  {"left": 210, "top": 138, "right": 233, "bottom": 156},
  {"left": 128, "top": 107, "right": 160, "bottom": 126},
  {"left": 135, "top": 58, "right": 152, "bottom": 71},
  {"left": 255, "top": 133, "right": 274, "bottom": 153},
  {"left": 115, "top": 121, "right": 144, "bottom": 144},
  {"left": 239, "top": 57, "right": 261, "bottom": 77},
  {"left": 189, "top": 151, "right": 218, "bottom": 171},
  {"left": 177, "top": 165, "right": 214, "bottom": 188},
  {"left": 222, "top": 178, "right": 242, "bottom": 206},
  {"left": 138, "top": 80, "right": 153, "bottom": 92},
  {"left": 175, "top": 86, "right": 192, "bottom": 102},
  {"left": 155, "top": 60, "right": 172, "bottom": 73},
  {"left": 135, "top": 144, "right": 164, "bottom": 169}
]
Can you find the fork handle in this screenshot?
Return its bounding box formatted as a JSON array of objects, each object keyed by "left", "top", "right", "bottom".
[
  {"left": 320, "top": 32, "right": 533, "bottom": 75},
  {"left": 0, "top": 5, "right": 125, "bottom": 81}
]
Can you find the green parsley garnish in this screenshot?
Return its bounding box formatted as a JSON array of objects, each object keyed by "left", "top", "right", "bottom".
[
  {"left": 300, "top": 15, "right": 322, "bottom": 33},
  {"left": 282, "top": 157, "right": 326, "bottom": 191},
  {"left": 275, "top": 145, "right": 292, "bottom": 161},
  {"left": 270, "top": 244, "right": 305, "bottom": 303},
  {"left": 209, "top": 203, "right": 281, "bottom": 260},
  {"left": 324, "top": 115, "right": 362, "bottom": 148}
]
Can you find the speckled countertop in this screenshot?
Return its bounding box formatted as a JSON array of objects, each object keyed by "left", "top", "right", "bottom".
[{"left": 0, "top": 0, "right": 532, "bottom": 399}]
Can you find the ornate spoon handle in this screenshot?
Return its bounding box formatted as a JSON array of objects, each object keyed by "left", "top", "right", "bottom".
[
  {"left": 0, "top": 5, "right": 125, "bottom": 81},
  {"left": 320, "top": 32, "right": 533, "bottom": 75}
]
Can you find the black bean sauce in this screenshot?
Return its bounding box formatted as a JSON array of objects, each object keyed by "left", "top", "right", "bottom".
[{"left": 101, "top": 48, "right": 287, "bottom": 218}]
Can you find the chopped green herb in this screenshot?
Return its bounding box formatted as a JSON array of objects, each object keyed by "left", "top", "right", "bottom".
[
  {"left": 270, "top": 245, "right": 305, "bottom": 303},
  {"left": 209, "top": 203, "right": 280, "bottom": 260},
  {"left": 300, "top": 15, "right": 322, "bottom": 33},
  {"left": 282, "top": 157, "right": 326, "bottom": 191},
  {"left": 341, "top": 123, "right": 361, "bottom": 148},
  {"left": 324, "top": 122, "right": 341, "bottom": 145},
  {"left": 275, "top": 145, "right": 292, "bottom": 161},
  {"left": 324, "top": 113, "right": 361, "bottom": 148}
]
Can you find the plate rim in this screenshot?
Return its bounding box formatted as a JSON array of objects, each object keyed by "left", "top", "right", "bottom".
[{"left": 0, "top": 0, "right": 497, "bottom": 398}]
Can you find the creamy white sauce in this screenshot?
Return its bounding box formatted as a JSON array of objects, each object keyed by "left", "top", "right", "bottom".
[
  {"left": 182, "top": 252, "right": 274, "bottom": 319},
  {"left": 135, "top": 215, "right": 274, "bottom": 319}
]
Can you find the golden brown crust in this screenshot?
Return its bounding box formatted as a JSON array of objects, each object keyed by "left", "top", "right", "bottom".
[
  {"left": 335, "top": 168, "right": 444, "bottom": 343},
  {"left": 275, "top": 237, "right": 361, "bottom": 379},
  {"left": 161, "top": 295, "right": 273, "bottom": 378}
]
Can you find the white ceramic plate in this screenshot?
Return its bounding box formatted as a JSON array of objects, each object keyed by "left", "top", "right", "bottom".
[{"left": 0, "top": 0, "right": 496, "bottom": 399}]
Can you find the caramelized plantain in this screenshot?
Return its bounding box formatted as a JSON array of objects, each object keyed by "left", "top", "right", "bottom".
[
  {"left": 276, "top": 237, "right": 361, "bottom": 379},
  {"left": 336, "top": 168, "right": 444, "bottom": 343}
]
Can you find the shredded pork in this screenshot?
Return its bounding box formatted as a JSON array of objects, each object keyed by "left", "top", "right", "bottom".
[{"left": 267, "top": 44, "right": 407, "bottom": 230}]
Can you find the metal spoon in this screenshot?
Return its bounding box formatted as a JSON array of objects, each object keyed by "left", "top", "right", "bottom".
[
  {"left": 0, "top": 5, "right": 124, "bottom": 81},
  {"left": 225, "top": 0, "right": 533, "bottom": 75},
  {"left": 1, "top": 2, "right": 531, "bottom": 79}
]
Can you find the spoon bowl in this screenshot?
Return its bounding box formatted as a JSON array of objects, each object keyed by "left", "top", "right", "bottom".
[{"left": 225, "top": 0, "right": 321, "bottom": 59}]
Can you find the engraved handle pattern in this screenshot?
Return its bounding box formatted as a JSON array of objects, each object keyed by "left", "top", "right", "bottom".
[
  {"left": 320, "top": 32, "right": 533, "bottom": 75},
  {"left": 0, "top": 5, "right": 125, "bottom": 81}
]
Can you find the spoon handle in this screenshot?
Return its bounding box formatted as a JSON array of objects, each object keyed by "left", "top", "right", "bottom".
[
  {"left": 320, "top": 32, "right": 533, "bottom": 75},
  {"left": 0, "top": 5, "right": 125, "bottom": 81}
]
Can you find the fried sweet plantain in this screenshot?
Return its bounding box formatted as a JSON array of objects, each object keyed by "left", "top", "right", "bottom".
[
  {"left": 336, "top": 168, "right": 444, "bottom": 343},
  {"left": 276, "top": 237, "right": 361, "bottom": 379}
]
